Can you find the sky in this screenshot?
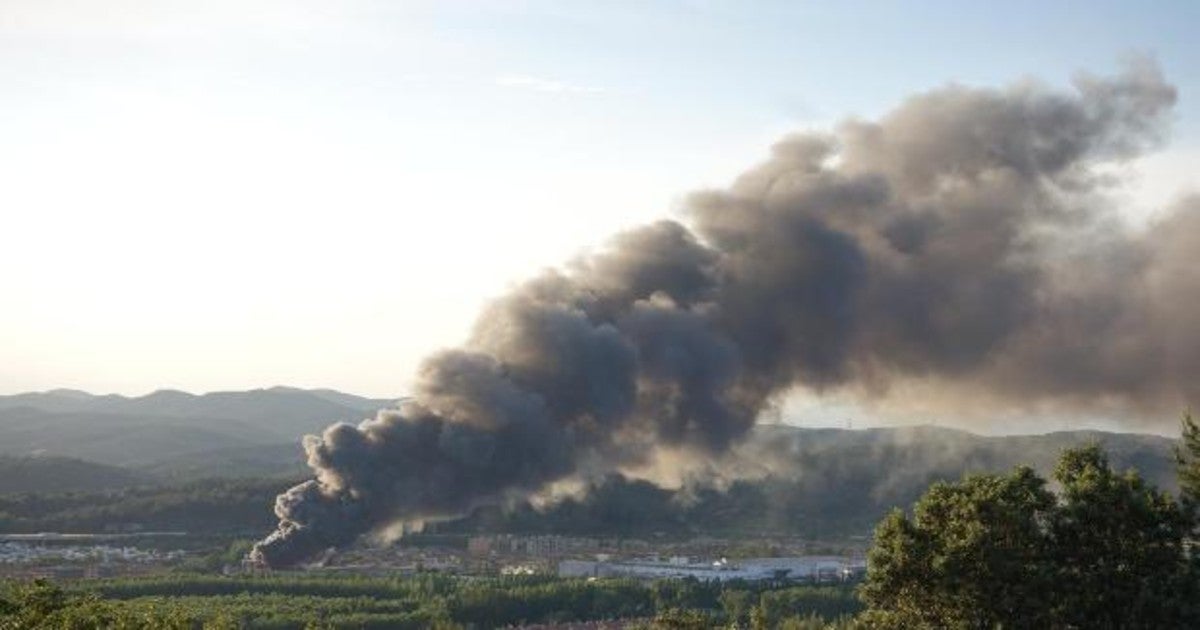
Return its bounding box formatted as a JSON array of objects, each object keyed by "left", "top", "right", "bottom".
[{"left": 3, "top": 0, "right": 1199, "bottom": 407}]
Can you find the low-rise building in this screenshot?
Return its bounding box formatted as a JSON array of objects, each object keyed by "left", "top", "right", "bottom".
[{"left": 558, "top": 555, "right": 866, "bottom": 582}]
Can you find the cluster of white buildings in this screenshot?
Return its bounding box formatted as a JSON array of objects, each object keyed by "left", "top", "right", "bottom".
[
  {"left": 0, "top": 541, "right": 184, "bottom": 565},
  {"left": 559, "top": 555, "right": 866, "bottom": 583}
]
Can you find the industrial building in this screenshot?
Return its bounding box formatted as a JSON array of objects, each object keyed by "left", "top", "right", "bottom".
[{"left": 558, "top": 555, "right": 865, "bottom": 582}]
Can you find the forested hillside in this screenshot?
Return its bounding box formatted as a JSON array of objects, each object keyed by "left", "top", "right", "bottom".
[
  {"left": 0, "top": 425, "right": 1178, "bottom": 541},
  {"left": 0, "top": 456, "right": 150, "bottom": 495},
  {"left": 0, "top": 388, "right": 1180, "bottom": 539}
]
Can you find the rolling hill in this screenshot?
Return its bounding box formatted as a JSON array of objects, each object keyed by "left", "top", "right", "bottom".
[
  {"left": 0, "top": 455, "right": 152, "bottom": 494},
  {"left": 0, "top": 387, "right": 398, "bottom": 469},
  {"left": 0, "top": 387, "right": 1186, "bottom": 539},
  {"left": 446, "top": 424, "right": 1182, "bottom": 539}
]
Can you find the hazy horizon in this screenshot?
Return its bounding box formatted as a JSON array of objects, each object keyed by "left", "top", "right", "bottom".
[
  {"left": 5, "top": 2, "right": 1200, "bottom": 436},
  {"left": 0, "top": 383, "right": 1179, "bottom": 440}
]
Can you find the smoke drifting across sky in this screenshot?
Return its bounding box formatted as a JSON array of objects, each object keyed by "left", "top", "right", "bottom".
[{"left": 253, "top": 62, "right": 1197, "bottom": 567}]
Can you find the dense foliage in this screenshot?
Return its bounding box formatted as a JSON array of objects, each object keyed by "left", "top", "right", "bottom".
[
  {"left": 1177, "top": 410, "right": 1200, "bottom": 512},
  {"left": 0, "top": 456, "right": 148, "bottom": 495},
  {"left": 0, "top": 477, "right": 298, "bottom": 534},
  {"left": 0, "top": 574, "right": 860, "bottom": 629},
  {"left": 861, "top": 442, "right": 1200, "bottom": 628}
]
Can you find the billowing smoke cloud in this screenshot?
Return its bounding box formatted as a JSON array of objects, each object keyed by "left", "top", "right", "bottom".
[{"left": 253, "top": 61, "right": 1196, "bottom": 566}]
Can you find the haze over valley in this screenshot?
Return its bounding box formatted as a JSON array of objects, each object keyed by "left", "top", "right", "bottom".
[{"left": 4, "top": 2, "right": 1200, "bottom": 627}]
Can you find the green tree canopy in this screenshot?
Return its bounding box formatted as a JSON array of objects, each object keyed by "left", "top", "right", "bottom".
[
  {"left": 1177, "top": 410, "right": 1200, "bottom": 509},
  {"left": 1049, "top": 445, "right": 1193, "bottom": 628},
  {"left": 860, "top": 466, "right": 1056, "bottom": 628},
  {"left": 862, "top": 443, "right": 1199, "bottom": 629}
]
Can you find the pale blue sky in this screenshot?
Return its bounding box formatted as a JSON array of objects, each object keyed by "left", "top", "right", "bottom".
[{"left": 2, "top": 1, "right": 1197, "bottom": 407}]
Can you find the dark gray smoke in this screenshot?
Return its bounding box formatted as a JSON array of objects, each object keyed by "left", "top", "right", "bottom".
[{"left": 253, "top": 61, "right": 1196, "bottom": 567}]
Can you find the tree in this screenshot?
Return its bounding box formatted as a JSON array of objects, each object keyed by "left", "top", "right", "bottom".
[
  {"left": 639, "top": 608, "right": 713, "bottom": 629},
  {"left": 1175, "top": 410, "right": 1200, "bottom": 622},
  {"left": 861, "top": 445, "right": 1199, "bottom": 629},
  {"left": 1177, "top": 409, "right": 1200, "bottom": 510},
  {"left": 859, "top": 466, "right": 1055, "bottom": 628},
  {"left": 0, "top": 579, "right": 191, "bottom": 629},
  {"left": 1049, "top": 445, "right": 1193, "bottom": 628},
  {"left": 718, "top": 588, "right": 753, "bottom": 627},
  {"left": 1, "top": 579, "right": 68, "bottom": 627}
]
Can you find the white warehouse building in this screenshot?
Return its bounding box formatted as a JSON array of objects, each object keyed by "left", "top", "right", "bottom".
[{"left": 558, "top": 555, "right": 865, "bottom": 582}]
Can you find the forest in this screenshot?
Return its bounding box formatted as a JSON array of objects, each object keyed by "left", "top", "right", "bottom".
[
  {"left": 0, "top": 425, "right": 1180, "bottom": 542},
  {"left": 1, "top": 573, "right": 859, "bottom": 629}
]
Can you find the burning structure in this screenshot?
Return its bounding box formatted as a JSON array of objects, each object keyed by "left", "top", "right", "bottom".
[{"left": 253, "top": 61, "right": 1199, "bottom": 567}]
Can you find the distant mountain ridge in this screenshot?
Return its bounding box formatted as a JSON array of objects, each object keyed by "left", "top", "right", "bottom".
[
  {"left": 0, "top": 388, "right": 1184, "bottom": 518},
  {"left": 0, "top": 386, "right": 395, "bottom": 418},
  {"left": 747, "top": 423, "right": 1180, "bottom": 494},
  {"left": 0, "top": 386, "right": 400, "bottom": 470}
]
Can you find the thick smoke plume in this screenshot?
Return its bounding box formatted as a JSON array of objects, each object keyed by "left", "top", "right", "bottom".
[{"left": 253, "top": 62, "right": 1197, "bottom": 567}]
